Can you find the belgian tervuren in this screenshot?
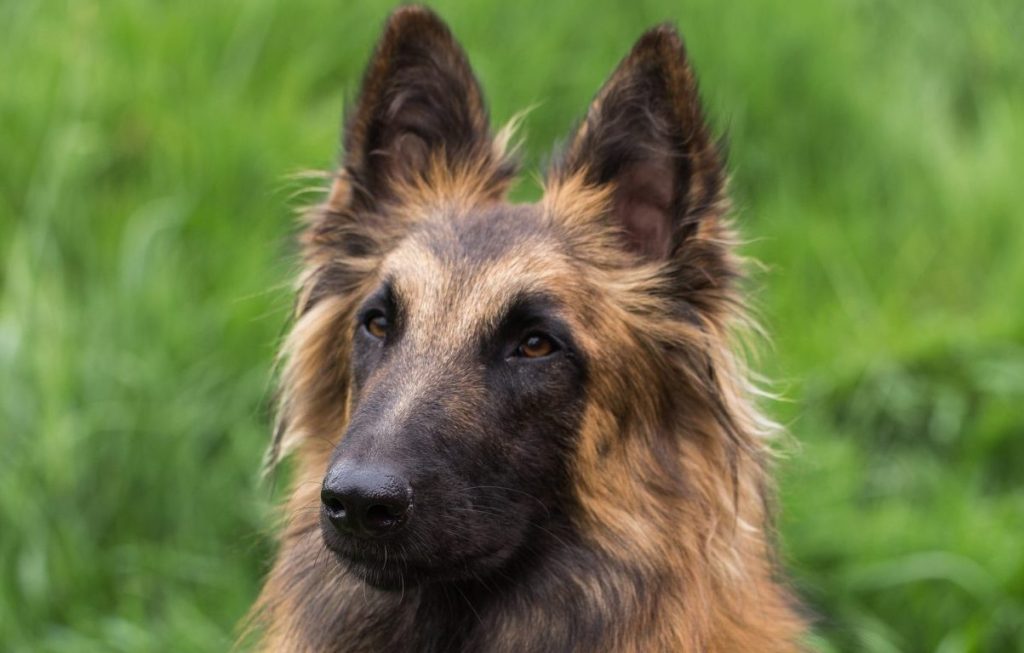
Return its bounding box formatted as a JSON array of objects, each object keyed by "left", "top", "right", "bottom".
[{"left": 247, "top": 6, "right": 806, "bottom": 651}]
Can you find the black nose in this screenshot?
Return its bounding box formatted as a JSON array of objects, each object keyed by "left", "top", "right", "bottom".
[{"left": 321, "top": 461, "right": 412, "bottom": 538}]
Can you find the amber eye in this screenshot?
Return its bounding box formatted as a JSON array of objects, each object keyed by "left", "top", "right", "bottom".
[
  {"left": 364, "top": 312, "right": 389, "bottom": 339},
  {"left": 516, "top": 334, "right": 557, "bottom": 358}
]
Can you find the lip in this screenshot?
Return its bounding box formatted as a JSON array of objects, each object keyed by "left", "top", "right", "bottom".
[
  {"left": 340, "top": 548, "right": 408, "bottom": 568},
  {"left": 322, "top": 536, "right": 400, "bottom": 567},
  {"left": 320, "top": 506, "right": 521, "bottom": 589},
  {"left": 326, "top": 536, "right": 442, "bottom": 574},
  {"left": 334, "top": 548, "right": 433, "bottom": 589},
  {"left": 324, "top": 532, "right": 512, "bottom": 590},
  {"left": 320, "top": 522, "right": 420, "bottom": 578}
]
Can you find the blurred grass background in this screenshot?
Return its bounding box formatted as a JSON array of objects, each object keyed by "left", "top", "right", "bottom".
[{"left": 2, "top": 0, "right": 1022, "bottom": 651}]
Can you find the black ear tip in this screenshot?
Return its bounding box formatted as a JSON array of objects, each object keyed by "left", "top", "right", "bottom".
[
  {"left": 384, "top": 4, "right": 453, "bottom": 41},
  {"left": 630, "top": 23, "right": 686, "bottom": 60}
]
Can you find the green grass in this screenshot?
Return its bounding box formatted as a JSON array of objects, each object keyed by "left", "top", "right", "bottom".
[{"left": 2, "top": 0, "right": 1022, "bottom": 651}]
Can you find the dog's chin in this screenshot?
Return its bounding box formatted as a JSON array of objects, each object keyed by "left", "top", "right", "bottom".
[
  {"left": 341, "top": 555, "right": 421, "bottom": 590},
  {"left": 327, "top": 542, "right": 515, "bottom": 591}
]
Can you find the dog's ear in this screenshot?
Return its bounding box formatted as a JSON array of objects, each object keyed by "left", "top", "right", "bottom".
[
  {"left": 336, "top": 6, "right": 513, "bottom": 209},
  {"left": 549, "top": 26, "right": 725, "bottom": 260}
]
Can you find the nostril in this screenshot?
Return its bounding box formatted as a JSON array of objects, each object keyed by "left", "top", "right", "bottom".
[
  {"left": 364, "top": 503, "right": 404, "bottom": 530},
  {"left": 322, "top": 495, "right": 346, "bottom": 517}
]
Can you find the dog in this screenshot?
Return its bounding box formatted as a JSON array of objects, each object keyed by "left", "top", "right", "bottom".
[{"left": 246, "top": 6, "right": 806, "bottom": 651}]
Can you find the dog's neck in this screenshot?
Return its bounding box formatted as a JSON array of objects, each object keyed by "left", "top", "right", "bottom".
[
  {"left": 251, "top": 502, "right": 802, "bottom": 653},
  {"left": 255, "top": 522, "right": 651, "bottom": 652}
]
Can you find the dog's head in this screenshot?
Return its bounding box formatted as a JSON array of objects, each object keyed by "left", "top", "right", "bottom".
[{"left": 273, "top": 6, "right": 734, "bottom": 589}]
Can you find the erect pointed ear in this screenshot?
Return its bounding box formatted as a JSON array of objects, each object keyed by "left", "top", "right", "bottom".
[
  {"left": 549, "top": 26, "right": 726, "bottom": 259},
  {"left": 335, "top": 6, "right": 514, "bottom": 210}
]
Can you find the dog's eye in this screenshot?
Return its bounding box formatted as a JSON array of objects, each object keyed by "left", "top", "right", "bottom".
[
  {"left": 364, "top": 311, "right": 389, "bottom": 339},
  {"left": 515, "top": 333, "right": 557, "bottom": 358}
]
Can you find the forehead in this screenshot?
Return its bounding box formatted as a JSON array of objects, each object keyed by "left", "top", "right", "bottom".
[{"left": 379, "top": 203, "right": 581, "bottom": 321}]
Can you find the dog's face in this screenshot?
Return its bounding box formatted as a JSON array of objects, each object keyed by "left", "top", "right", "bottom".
[
  {"left": 322, "top": 208, "right": 591, "bottom": 588},
  {"left": 277, "top": 7, "right": 727, "bottom": 590}
]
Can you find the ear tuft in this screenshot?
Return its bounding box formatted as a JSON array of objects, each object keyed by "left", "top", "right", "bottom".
[{"left": 550, "top": 24, "right": 725, "bottom": 259}]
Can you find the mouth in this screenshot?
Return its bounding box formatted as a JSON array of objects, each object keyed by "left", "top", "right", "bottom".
[
  {"left": 323, "top": 533, "right": 512, "bottom": 590},
  {"left": 340, "top": 550, "right": 422, "bottom": 589}
]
